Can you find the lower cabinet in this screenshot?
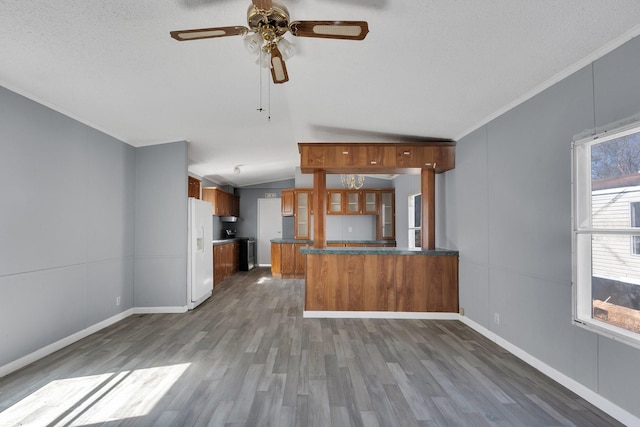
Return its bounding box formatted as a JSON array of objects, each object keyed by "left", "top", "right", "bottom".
[
  {"left": 272, "top": 241, "right": 395, "bottom": 279},
  {"left": 271, "top": 242, "right": 308, "bottom": 279},
  {"left": 214, "top": 241, "right": 239, "bottom": 286}
]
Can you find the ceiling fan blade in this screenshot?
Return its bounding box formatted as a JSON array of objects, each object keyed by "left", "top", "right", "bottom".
[
  {"left": 252, "top": 0, "right": 273, "bottom": 11},
  {"left": 289, "top": 20, "right": 369, "bottom": 40},
  {"left": 170, "top": 26, "right": 248, "bottom": 41},
  {"left": 269, "top": 44, "right": 289, "bottom": 84}
]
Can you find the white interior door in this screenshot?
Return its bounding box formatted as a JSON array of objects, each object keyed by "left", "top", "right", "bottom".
[{"left": 257, "top": 198, "right": 282, "bottom": 266}]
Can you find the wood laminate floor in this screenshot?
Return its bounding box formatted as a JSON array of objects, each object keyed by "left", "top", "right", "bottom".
[{"left": 0, "top": 268, "right": 623, "bottom": 426}]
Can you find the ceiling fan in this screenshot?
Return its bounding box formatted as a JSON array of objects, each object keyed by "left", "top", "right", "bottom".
[{"left": 170, "top": 0, "right": 369, "bottom": 84}]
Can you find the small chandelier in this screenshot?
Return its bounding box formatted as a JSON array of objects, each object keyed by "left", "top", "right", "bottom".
[{"left": 341, "top": 174, "right": 365, "bottom": 189}]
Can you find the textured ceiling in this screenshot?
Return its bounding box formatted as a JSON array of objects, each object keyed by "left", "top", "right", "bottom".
[{"left": 2, "top": 1, "right": 640, "bottom": 186}]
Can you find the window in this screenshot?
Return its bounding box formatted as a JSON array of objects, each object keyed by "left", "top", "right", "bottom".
[
  {"left": 633, "top": 202, "right": 640, "bottom": 255},
  {"left": 408, "top": 194, "right": 421, "bottom": 248},
  {"left": 572, "top": 124, "right": 640, "bottom": 347}
]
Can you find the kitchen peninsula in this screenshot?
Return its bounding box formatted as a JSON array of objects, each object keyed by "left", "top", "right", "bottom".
[
  {"left": 296, "top": 142, "right": 459, "bottom": 316},
  {"left": 302, "top": 245, "right": 458, "bottom": 313}
]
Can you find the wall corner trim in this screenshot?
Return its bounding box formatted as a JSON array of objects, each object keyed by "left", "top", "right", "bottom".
[{"left": 459, "top": 316, "right": 639, "bottom": 426}]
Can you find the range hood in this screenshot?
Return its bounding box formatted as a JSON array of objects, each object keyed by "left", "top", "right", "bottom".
[{"left": 220, "top": 216, "right": 238, "bottom": 223}]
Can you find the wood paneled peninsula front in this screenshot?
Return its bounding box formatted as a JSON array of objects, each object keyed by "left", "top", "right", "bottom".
[{"left": 301, "top": 246, "right": 459, "bottom": 314}]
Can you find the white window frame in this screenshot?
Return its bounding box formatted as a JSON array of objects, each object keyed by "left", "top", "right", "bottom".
[
  {"left": 408, "top": 193, "right": 421, "bottom": 249},
  {"left": 632, "top": 201, "right": 640, "bottom": 256},
  {"left": 572, "top": 122, "right": 640, "bottom": 349}
]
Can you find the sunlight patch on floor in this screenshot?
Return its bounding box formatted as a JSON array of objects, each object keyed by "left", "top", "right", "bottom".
[{"left": 0, "top": 363, "right": 190, "bottom": 426}]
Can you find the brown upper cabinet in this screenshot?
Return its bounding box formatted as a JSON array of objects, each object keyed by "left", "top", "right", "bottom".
[
  {"left": 327, "top": 190, "right": 344, "bottom": 214},
  {"left": 188, "top": 176, "right": 201, "bottom": 199},
  {"left": 345, "top": 191, "right": 361, "bottom": 214},
  {"left": 378, "top": 190, "right": 395, "bottom": 240},
  {"left": 294, "top": 189, "right": 312, "bottom": 240},
  {"left": 326, "top": 190, "right": 366, "bottom": 215},
  {"left": 362, "top": 190, "right": 378, "bottom": 214},
  {"left": 202, "top": 187, "right": 239, "bottom": 217},
  {"left": 281, "top": 189, "right": 294, "bottom": 216},
  {"left": 326, "top": 189, "right": 382, "bottom": 215},
  {"left": 299, "top": 142, "right": 455, "bottom": 174},
  {"left": 280, "top": 188, "right": 313, "bottom": 239}
]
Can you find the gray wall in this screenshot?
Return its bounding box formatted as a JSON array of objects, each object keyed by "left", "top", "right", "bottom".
[
  {"left": 448, "top": 36, "right": 640, "bottom": 417},
  {"left": 0, "top": 87, "right": 189, "bottom": 371},
  {"left": 235, "top": 179, "right": 294, "bottom": 239},
  {"left": 134, "top": 142, "right": 188, "bottom": 308},
  {"left": 0, "top": 86, "right": 136, "bottom": 368}
]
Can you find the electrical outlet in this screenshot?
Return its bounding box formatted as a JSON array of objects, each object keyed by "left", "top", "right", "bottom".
[
  {"left": 494, "top": 312, "right": 500, "bottom": 325},
  {"left": 459, "top": 307, "right": 465, "bottom": 316},
  {"left": 348, "top": 226, "right": 353, "bottom": 233},
  {"left": 116, "top": 296, "right": 121, "bottom": 306}
]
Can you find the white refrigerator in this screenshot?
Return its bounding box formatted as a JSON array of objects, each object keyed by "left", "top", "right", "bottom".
[{"left": 187, "top": 198, "right": 213, "bottom": 310}]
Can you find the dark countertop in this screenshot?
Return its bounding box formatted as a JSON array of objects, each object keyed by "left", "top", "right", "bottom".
[
  {"left": 271, "top": 238, "right": 313, "bottom": 244},
  {"left": 299, "top": 246, "right": 458, "bottom": 256},
  {"left": 271, "top": 238, "right": 394, "bottom": 245}
]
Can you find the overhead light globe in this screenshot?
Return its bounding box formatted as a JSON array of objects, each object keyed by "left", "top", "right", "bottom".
[
  {"left": 243, "top": 32, "right": 263, "bottom": 55},
  {"left": 278, "top": 37, "right": 296, "bottom": 60},
  {"left": 255, "top": 49, "right": 271, "bottom": 68}
]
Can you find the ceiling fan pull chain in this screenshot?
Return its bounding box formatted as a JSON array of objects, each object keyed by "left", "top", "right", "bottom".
[
  {"left": 268, "top": 71, "right": 271, "bottom": 121},
  {"left": 257, "top": 48, "right": 264, "bottom": 113}
]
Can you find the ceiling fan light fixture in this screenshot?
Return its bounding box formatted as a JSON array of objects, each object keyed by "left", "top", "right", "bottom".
[
  {"left": 277, "top": 37, "right": 296, "bottom": 60},
  {"left": 255, "top": 49, "right": 271, "bottom": 67},
  {"left": 243, "top": 32, "right": 263, "bottom": 55}
]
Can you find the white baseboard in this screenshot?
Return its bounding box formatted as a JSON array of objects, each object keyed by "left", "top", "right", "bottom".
[
  {"left": 0, "top": 305, "right": 192, "bottom": 379},
  {"left": 0, "top": 305, "right": 189, "bottom": 379},
  {"left": 458, "top": 315, "right": 639, "bottom": 427},
  {"left": 303, "top": 310, "right": 459, "bottom": 320},
  {"left": 133, "top": 306, "right": 187, "bottom": 314},
  {"left": 0, "top": 308, "right": 134, "bottom": 379}
]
